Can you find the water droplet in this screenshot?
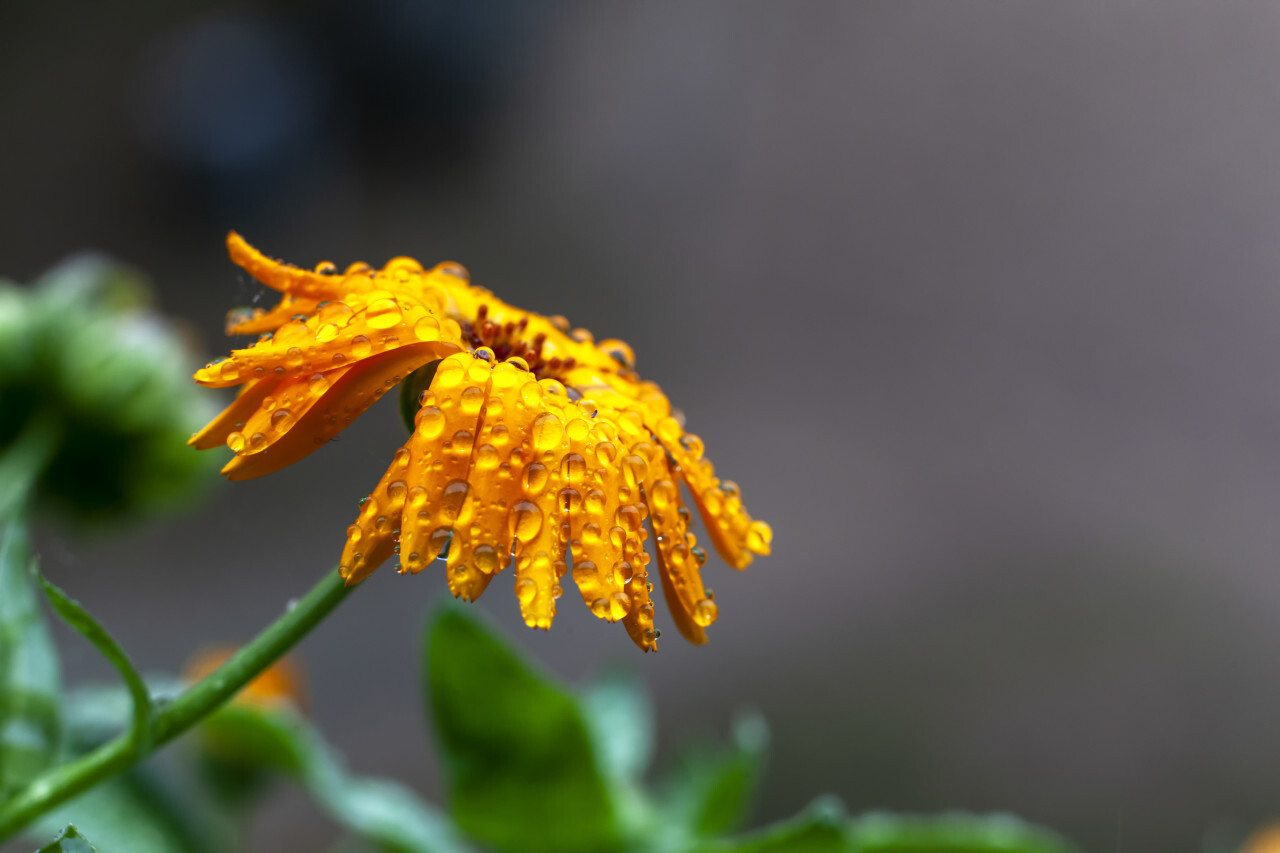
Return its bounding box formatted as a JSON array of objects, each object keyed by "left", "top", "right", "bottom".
[
  {"left": 623, "top": 455, "right": 648, "bottom": 489},
  {"left": 286, "top": 347, "right": 304, "bottom": 368},
  {"left": 679, "top": 433, "right": 705, "bottom": 460},
  {"left": 474, "top": 545, "right": 500, "bottom": 574},
  {"left": 516, "top": 577, "right": 538, "bottom": 605},
  {"left": 366, "top": 297, "right": 403, "bottom": 329},
  {"left": 590, "top": 598, "right": 610, "bottom": 619},
  {"left": 226, "top": 432, "right": 246, "bottom": 452},
  {"left": 316, "top": 323, "right": 339, "bottom": 342},
  {"left": 693, "top": 598, "right": 718, "bottom": 627},
  {"left": 561, "top": 453, "right": 586, "bottom": 483},
  {"left": 262, "top": 395, "right": 277, "bottom": 412},
  {"left": 594, "top": 440, "right": 618, "bottom": 467},
  {"left": 417, "top": 406, "right": 446, "bottom": 439},
  {"left": 460, "top": 386, "right": 486, "bottom": 416},
  {"left": 609, "top": 592, "right": 632, "bottom": 619},
  {"left": 440, "top": 480, "right": 471, "bottom": 522},
  {"left": 474, "top": 346, "right": 495, "bottom": 362},
  {"left": 523, "top": 462, "right": 549, "bottom": 494},
  {"left": 691, "top": 545, "right": 708, "bottom": 566},
  {"left": 414, "top": 316, "right": 441, "bottom": 341},
  {"left": 351, "top": 335, "right": 372, "bottom": 358},
  {"left": 249, "top": 432, "right": 267, "bottom": 449},
  {"left": 219, "top": 361, "right": 240, "bottom": 381},
  {"left": 510, "top": 501, "right": 543, "bottom": 542},
  {"left": 649, "top": 479, "right": 678, "bottom": 512},
  {"left": 532, "top": 413, "right": 565, "bottom": 451},
  {"left": 599, "top": 338, "right": 636, "bottom": 369},
  {"left": 270, "top": 409, "right": 292, "bottom": 430},
  {"left": 475, "top": 443, "right": 500, "bottom": 470},
  {"left": 747, "top": 520, "right": 772, "bottom": 552}
]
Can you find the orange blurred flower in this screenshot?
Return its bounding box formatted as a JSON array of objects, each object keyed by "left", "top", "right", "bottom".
[
  {"left": 185, "top": 647, "right": 304, "bottom": 709},
  {"left": 191, "top": 234, "right": 770, "bottom": 650}
]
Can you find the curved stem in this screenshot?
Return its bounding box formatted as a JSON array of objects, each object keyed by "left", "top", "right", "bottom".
[{"left": 0, "top": 566, "right": 356, "bottom": 842}]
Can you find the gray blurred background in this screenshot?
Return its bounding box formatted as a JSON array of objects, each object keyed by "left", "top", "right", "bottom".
[{"left": 4, "top": 2, "right": 1280, "bottom": 850}]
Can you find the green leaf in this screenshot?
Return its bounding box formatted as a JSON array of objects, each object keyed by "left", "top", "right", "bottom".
[
  {"left": 28, "top": 770, "right": 216, "bottom": 853},
  {"left": 0, "top": 520, "right": 61, "bottom": 796},
  {"left": 663, "top": 712, "right": 769, "bottom": 839},
  {"left": 38, "top": 574, "right": 153, "bottom": 749},
  {"left": 688, "top": 797, "right": 847, "bottom": 853},
  {"left": 201, "top": 702, "right": 472, "bottom": 853},
  {"left": 580, "top": 668, "right": 654, "bottom": 784},
  {"left": 426, "top": 605, "right": 620, "bottom": 853},
  {"left": 32, "top": 824, "right": 96, "bottom": 852},
  {"left": 845, "top": 811, "right": 1080, "bottom": 853}
]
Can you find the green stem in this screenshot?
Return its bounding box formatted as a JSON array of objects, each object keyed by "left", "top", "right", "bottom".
[
  {"left": 0, "top": 411, "right": 62, "bottom": 523},
  {"left": 0, "top": 566, "right": 356, "bottom": 842}
]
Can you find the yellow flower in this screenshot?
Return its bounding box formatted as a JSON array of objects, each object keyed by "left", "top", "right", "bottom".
[{"left": 191, "top": 233, "right": 771, "bottom": 651}]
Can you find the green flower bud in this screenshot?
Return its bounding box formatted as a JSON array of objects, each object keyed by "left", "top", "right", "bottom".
[{"left": 0, "top": 255, "right": 218, "bottom": 525}]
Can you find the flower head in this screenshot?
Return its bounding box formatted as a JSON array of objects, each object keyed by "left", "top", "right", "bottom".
[{"left": 192, "top": 233, "right": 770, "bottom": 650}]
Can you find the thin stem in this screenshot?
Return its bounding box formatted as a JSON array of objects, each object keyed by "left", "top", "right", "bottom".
[{"left": 0, "top": 566, "right": 356, "bottom": 842}]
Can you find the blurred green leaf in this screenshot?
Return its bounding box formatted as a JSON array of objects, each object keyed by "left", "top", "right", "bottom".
[
  {"left": 0, "top": 520, "right": 61, "bottom": 796},
  {"left": 580, "top": 668, "right": 654, "bottom": 784},
  {"left": 29, "top": 765, "right": 217, "bottom": 853},
  {"left": 845, "top": 811, "right": 1080, "bottom": 853},
  {"left": 425, "top": 605, "right": 620, "bottom": 853},
  {"left": 687, "top": 797, "right": 847, "bottom": 853},
  {"left": 38, "top": 574, "right": 153, "bottom": 749},
  {"left": 662, "top": 712, "right": 769, "bottom": 839},
  {"left": 201, "top": 702, "right": 471, "bottom": 853},
  {"left": 32, "top": 824, "right": 96, "bottom": 852}
]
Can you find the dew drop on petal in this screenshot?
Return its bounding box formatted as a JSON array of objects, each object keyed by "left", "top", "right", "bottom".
[
  {"left": 417, "top": 406, "right": 446, "bottom": 439},
  {"left": 510, "top": 500, "right": 543, "bottom": 543},
  {"left": 516, "top": 577, "right": 537, "bottom": 605},
  {"left": 474, "top": 545, "right": 500, "bottom": 574},
  {"left": 366, "top": 298, "right": 403, "bottom": 329},
  {"left": 693, "top": 598, "right": 718, "bottom": 627},
  {"left": 532, "top": 413, "right": 565, "bottom": 451}
]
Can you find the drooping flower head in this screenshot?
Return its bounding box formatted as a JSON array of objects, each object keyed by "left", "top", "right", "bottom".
[{"left": 191, "top": 234, "right": 770, "bottom": 651}]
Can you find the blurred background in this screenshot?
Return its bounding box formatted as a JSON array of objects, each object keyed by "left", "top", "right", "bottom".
[{"left": 4, "top": 1, "right": 1280, "bottom": 850}]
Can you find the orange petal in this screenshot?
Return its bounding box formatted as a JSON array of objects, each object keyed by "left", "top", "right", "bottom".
[
  {"left": 650, "top": 414, "right": 767, "bottom": 570},
  {"left": 398, "top": 354, "right": 493, "bottom": 578},
  {"left": 339, "top": 450, "right": 412, "bottom": 585},
  {"left": 225, "top": 295, "right": 320, "bottom": 336},
  {"left": 195, "top": 300, "right": 462, "bottom": 389},
  {"left": 565, "top": 415, "right": 633, "bottom": 624},
  {"left": 443, "top": 361, "right": 533, "bottom": 601},
  {"left": 220, "top": 341, "right": 456, "bottom": 481},
  {"left": 188, "top": 375, "right": 284, "bottom": 450},
  {"left": 644, "top": 450, "right": 714, "bottom": 645},
  {"left": 227, "top": 232, "right": 362, "bottom": 302}
]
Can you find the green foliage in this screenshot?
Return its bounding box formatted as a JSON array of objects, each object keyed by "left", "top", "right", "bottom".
[
  {"left": 661, "top": 711, "right": 769, "bottom": 840},
  {"left": 426, "top": 605, "right": 620, "bottom": 853},
  {"left": 0, "top": 256, "right": 217, "bottom": 525},
  {"left": 199, "top": 702, "right": 469, "bottom": 853},
  {"left": 0, "top": 520, "right": 61, "bottom": 797},
  {"left": 33, "top": 825, "right": 96, "bottom": 853},
  {"left": 38, "top": 574, "right": 154, "bottom": 750}
]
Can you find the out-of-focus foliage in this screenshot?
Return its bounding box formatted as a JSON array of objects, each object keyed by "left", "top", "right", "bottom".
[
  {"left": 0, "top": 257, "right": 216, "bottom": 524},
  {"left": 32, "top": 825, "right": 96, "bottom": 853},
  {"left": 0, "top": 520, "right": 61, "bottom": 798}
]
